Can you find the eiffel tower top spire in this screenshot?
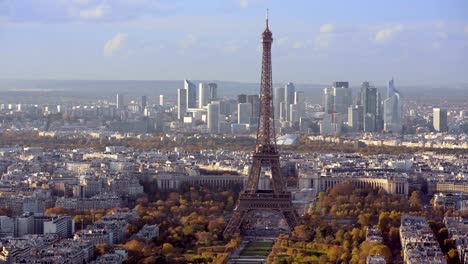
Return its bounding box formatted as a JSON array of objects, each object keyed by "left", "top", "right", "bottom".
[{"left": 257, "top": 9, "right": 275, "bottom": 153}]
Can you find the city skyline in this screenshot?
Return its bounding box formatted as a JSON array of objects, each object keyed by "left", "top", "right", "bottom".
[{"left": 1, "top": 0, "right": 468, "bottom": 86}]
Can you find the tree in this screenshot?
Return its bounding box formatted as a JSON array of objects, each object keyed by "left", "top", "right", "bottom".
[
  {"left": 95, "top": 244, "right": 111, "bottom": 256},
  {"left": 409, "top": 191, "right": 423, "bottom": 211},
  {"left": 327, "top": 245, "right": 346, "bottom": 262},
  {"left": 447, "top": 249, "right": 459, "bottom": 264},
  {"left": 293, "top": 225, "right": 311, "bottom": 241},
  {"left": 369, "top": 245, "right": 392, "bottom": 262},
  {"left": 162, "top": 243, "right": 175, "bottom": 255},
  {"left": 358, "top": 213, "right": 372, "bottom": 227}
]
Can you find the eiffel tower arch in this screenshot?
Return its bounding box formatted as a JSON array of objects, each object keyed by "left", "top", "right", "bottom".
[{"left": 223, "top": 12, "right": 300, "bottom": 237}]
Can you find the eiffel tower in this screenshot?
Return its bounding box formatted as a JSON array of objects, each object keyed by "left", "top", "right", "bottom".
[{"left": 223, "top": 12, "right": 300, "bottom": 237}]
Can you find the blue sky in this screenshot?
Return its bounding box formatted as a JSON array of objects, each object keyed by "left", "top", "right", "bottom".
[{"left": 0, "top": 0, "right": 467, "bottom": 86}]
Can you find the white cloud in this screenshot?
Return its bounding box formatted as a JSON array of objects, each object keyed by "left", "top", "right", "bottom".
[
  {"left": 103, "top": 33, "right": 127, "bottom": 56},
  {"left": 276, "top": 37, "right": 289, "bottom": 46},
  {"left": 319, "top": 24, "right": 335, "bottom": 34},
  {"left": 292, "top": 41, "right": 304, "bottom": 49},
  {"left": 224, "top": 43, "right": 240, "bottom": 53},
  {"left": 315, "top": 24, "right": 335, "bottom": 49},
  {"left": 73, "top": 0, "right": 90, "bottom": 6},
  {"left": 240, "top": 0, "right": 249, "bottom": 8},
  {"left": 79, "top": 3, "right": 110, "bottom": 19},
  {"left": 179, "top": 34, "right": 197, "bottom": 49},
  {"left": 375, "top": 24, "right": 403, "bottom": 43}
]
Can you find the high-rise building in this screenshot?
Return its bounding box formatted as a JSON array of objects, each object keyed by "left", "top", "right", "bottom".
[
  {"left": 323, "top": 87, "right": 334, "bottom": 114},
  {"left": 383, "top": 78, "right": 402, "bottom": 133},
  {"left": 274, "top": 87, "right": 285, "bottom": 120},
  {"left": 159, "top": 95, "right": 165, "bottom": 106},
  {"left": 294, "top": 91, "right": 305, "bottom": 119},
  {"left": 116, "top": 94, "right": 124, "bottom": 110},
  {"left": 290, "top": 104, "right": 300, "bottom": 124},
  {"left": 433, "top": 108, "right": 448, "bottom": 132},
  {"left": 198, "top": 83, "right": 210, "bottom": 108},
  {"left": 333, "top": 81, "right": 349, "bottom": 89},
  {"left": 279, "top": 102, "right": 287, "bottom": 121},
  {"left": 207, "top": 102, "right": 220, "bottom": 133},
  {"left": 238, "top": 103, "right": 252, "bottom": 125},
  {"left": 247, "top": 94, "right": 260, "bottom": 121},
  {"left": 184, "top": 79, "right": 197, "bottom": 108},
  {"left": 361, "top": 82, "right": 378, "bottom": 132},
  {"left": 348, "top": 105, "right": 363, "bottom": 131},
  {"left": 332, "top": 86, "right": 351, "bottom": 117},
  {"left": 141, "top": 96, "right": 147, "bottom": 112},
  {"left": 237, "top": 94, "right": 247, "bottom": 104},
  {"left": 322, "top": 82, "right": 351, "bottom": 129},
  {"left": 284, "top": 82, "right": 295, "bottom": 121},
  {"left": 208, "top": 83, "right": 218, "bottom": 101},
  {"left": 177, "top": 88, "right": 187, "bottom": 121}
]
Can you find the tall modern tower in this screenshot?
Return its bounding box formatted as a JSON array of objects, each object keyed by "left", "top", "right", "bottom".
[
  {"left": 177, "top": 88, "right": 187, "bottom": 121},
  {"left": 208, "top": 83, "right": 218, "bottom": 101},
  {"left": 238, "top": 103, "right": 253, "bottom": 125},
  {"left": 433, "top": 108, "right": 448, "bottom": 132},
  {"left": 207, "top": 102, "right": 220, "bottom": 133},
  {"left": 141, "top": 96, "right": 147, "bottom": 112},
  {"left": 361, "top": 82, "right": 378, "bottom": 132},
  {"left": 184, "top": 80, "right": 197, "bottom": 109},
  {"left": 198, "top": 83, "right": 210, "bottom": 108},
  {"left": 223, "top": 13, "right": 300, "bottom": 237},
  {"left": 159, "top": 95, "right": 165, "bottom": 107},
  {"left": 247, "top": 94, "right": 260, "bottom": 121},
  {"left": 383, "top": 78, "right": 402, "bottom": 133},
  {"left": 284, "top": 82, "right": 295, "bottom": 121},
  {"left": 273, "top": 87, "right": 285, "bottom": 120},
  {"left": 116, "top": 94, "right": 124, "bottom": 110}
]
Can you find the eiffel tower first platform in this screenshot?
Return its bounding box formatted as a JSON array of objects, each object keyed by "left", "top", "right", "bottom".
[{"left": 223, "top": 12, "right": 300, "bottom": 237}]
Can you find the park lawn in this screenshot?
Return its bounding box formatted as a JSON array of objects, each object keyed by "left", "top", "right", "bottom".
[{"left": 240, "top": 241, "right": 274, "bottom": 256}]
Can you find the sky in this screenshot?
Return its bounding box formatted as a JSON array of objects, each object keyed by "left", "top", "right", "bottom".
[{"left": 0, "top": 0, "right": 467, "bottom": 86}]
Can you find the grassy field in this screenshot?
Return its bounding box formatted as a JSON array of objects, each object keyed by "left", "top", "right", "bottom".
[{"left": 239, "top": 241, "right": 274, "bottom": 256}]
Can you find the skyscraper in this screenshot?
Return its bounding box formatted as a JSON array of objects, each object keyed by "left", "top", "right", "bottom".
[
  {"left": 290, "top": 104, "right": 300, "bottom": 124},
  {"left": 433, "top": 108, "right": 448, "bottom": 132},
  {"left": 361, "top": 82, "right": 378, "bottom": 132},
  {"left": 323, "top": 87, "right": 334, "bottom": 114},
  {"left": 159, "top": 95, "right": 165, "bottom": 106},
  {"left": 383, "top": 78, "right": 402, "bottom": 133},
  {"left": 284, "top": 82, "right": 295, "bottom": 121},
  {"left": 208, "top": 83, "right": 218, "bottom": 101},
  {"left": 116, "top": 94, "right": 124, "bottom": 110},
  {"left": 141, "top": 95, "right": 147, "bottom": 112},
  {"left": 177, "top": 88, "right": 187, "bottom": 121},
  {"left": 247, "top": 94, "right": 260, "bottom": 122},
  {"left": 237, "top": 94, "right": 247, "bottom": 104},
  {"left": 294, "top": 91, "right": 305, "bottom": 120},
  {"left": 332, "top": 86, "right": 351, "bottom": 116},
  {"left": 333, "top": 81, "right": 349, "bottom": 89},
  {"left": 238, "top": 103, "right": 252, "bottom": 125},
  {"left": 348, "top": 105, "right": 363, "bottom": 131},
  {"left": 198, "top": 83, "right": 210, "bottom": 108},
  {"left": 274, "top": 87, "right": 285, "bottom": 120},
  {"left": 184, "top": 79, "right": 197, "bottom": 108},
  {"left": 207, "top": 102, "right": 220, "bottom": 133}
]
